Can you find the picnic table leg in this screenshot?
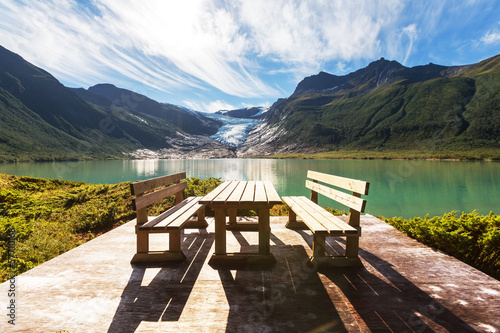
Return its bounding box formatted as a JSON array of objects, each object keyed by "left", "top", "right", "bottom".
[
  {"left": 214, "top": 207, "right": 227, "bottom": 255},
  {"left": 258, "top": 206, "right": 271, "bottom": 255},
  {"left": 228, "top": 208, "right": 237, "bottom": 225}
]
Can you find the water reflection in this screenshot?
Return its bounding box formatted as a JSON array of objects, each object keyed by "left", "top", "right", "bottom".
[
  {"left": 131, "top": 159, "right": 158, "bottom": 177},
  {"left": 0, "top": 159, "right": 498, "bottom": 218}
]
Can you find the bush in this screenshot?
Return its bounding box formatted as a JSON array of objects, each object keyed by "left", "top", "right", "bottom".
[
  {"left": 0, "top": 174, "right": 223, "bottom": 282},
  {"left": 384, "top": 211, "right": 500, "bottom": 280}
]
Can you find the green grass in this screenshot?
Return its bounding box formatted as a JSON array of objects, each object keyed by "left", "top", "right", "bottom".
[
  {"left": 0, "top": 173, "right": 222, "bottom": 282},
  {"left": 257, "top": 148, "right": 500, "bottom": 160}
]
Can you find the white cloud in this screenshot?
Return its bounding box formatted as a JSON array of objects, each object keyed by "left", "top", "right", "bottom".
[
  {"left": 183, "top": 99, "right": 236, "bottom": 113},
  {"left": 1, "top": 0, "right": 414, "bottom": 93},
  {"left": 4, "top": 0, "right": 495, "bottom": 104},
  {"left": 0, "top": 0, "right": 277, "bottom": 98},
  {"left": 236, "top": 0, "right": 404, "bottom": 78},
  {"left": 480, "top": 30, "right": 500, "bottom": 45}
]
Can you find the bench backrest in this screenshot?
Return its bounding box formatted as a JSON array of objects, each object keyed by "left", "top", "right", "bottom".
[
  {"left": 306, "top": 170, "right": 370, "bottom": 226},
  {"left": 130, "top": 172, "right": 187, "bottom": 224}
]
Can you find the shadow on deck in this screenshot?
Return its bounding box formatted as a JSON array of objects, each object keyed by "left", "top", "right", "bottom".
[{"left": 1, "top": 216, "right": 499, "bottom": 332}]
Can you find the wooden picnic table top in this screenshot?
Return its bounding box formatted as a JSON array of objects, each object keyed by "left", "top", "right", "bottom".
[{"left": 199, "top": 180, "right": 282, "bottom": 206}]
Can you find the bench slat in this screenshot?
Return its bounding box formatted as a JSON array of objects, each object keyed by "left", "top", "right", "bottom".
[
  {"left": 131, "top": 172, "right": 187, "bottom": 195},
  {"left": 307, "top": 170, "right": 369, "bottom": 195},
  {"left": 282, "top": 196, "right": 328, "bottom": 235},
  {"left": 134, "top": 182, "right": 187, "bottom": 211},
  {"left": 140, "top": 196, "right": 198, "bottom": 229},
  {"left": 264, "top": 181, "right": 282, "bottom": 204},
  {"left": 306, "top": 180, "right": 366, "bottom": 212},
  {"left": 165, "top": 197, "right": 204, "bottom": 230},
  {"left": 297, "top": 197, "right": 357, "bottom": 235}
]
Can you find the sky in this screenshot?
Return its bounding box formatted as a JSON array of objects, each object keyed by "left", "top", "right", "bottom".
[{"left": 0, "top": 0, "right": 499, "bottom": 113}]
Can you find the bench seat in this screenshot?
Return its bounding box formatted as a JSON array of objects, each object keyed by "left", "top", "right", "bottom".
[
  {"left": 139, "top": 196, "right": 205, "bottom": 231},
  {"left": 282, "top": 196, "right": 359, "bottom": 237}
]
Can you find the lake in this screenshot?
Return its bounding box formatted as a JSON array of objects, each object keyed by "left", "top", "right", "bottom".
[{"left": 0, "top": 159, "right": 498, "bottom": 218}]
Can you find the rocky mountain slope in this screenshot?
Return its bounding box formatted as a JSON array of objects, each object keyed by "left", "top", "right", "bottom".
[
  {"left": 1, "top": 42, "right": 498, "bottom": 161},
  {"left": 0, "top": 45, "right": 229, "bottom": 161},
  {"left": 239, "top": 55, "right": 500, "bottom": 156}
]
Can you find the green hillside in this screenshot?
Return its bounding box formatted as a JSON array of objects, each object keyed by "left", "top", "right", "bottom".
[
  {"left": 0, "top": 45, "right": 222, "bottom": 162},
  {"left": 263, "top": 55, "right": 500, "bottom": 157}
]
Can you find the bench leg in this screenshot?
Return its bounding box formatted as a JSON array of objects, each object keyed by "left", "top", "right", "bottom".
[
  {"left": 137, "top": 231, "right": 149, "bottom": 253},
  {"left": 312, "top": 233, "right": 326, "bottom": 259},
  {"left": 346, "top": 237, "right": 359, "bottom": 258},
  {"left": 169, "top": 230, "right": 182, "bottom": 252}
]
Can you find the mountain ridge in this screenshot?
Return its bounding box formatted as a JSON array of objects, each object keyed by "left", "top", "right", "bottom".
[
  {"left": 239, "top": 54, "right": 499, "bottom": 157},
  {"left": 1, "top": 43, "right": 498, "bottom": 161},
  {"left": 0, "top": 45, "right": 230, "bottom": 161}
]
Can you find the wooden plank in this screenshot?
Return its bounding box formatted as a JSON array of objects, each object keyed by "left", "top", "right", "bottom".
[
  {"left": 263, "top": 181, "right": 281, "bottom": 204},
  {"left": 131, "top": 172, "right": 186, "bottom": 195},
  {"left": 227, "top": 181, "right": 247, "bottom": 203},
  {"left": 199, "top": 181, "right": 232, "bottom": 204},
  {"left": 134, "top": 182, "right": 187, "bottom": 211},
  {"left": 166, "top": 197, "right": 205, "bottom": 229},
  {"left": 155, "top": 196, "right": 200, "bottom": 228},
  {"left": 298, "top": 197, "right": 357, "bottom": 234},
  {"left": 282, "top": 196, "right": 328, "bottom": 234},
  {"left": 240, "top": 181, "right": 255, "bottom": 203},
  {"left": 306, "top": 180, "right": 366, "bottom": 212},
  {"left": 213, "top": 181, "right": 240, "bottom": 203},
  {"left": 140, "top": 196, "right": 197, "bottom": 229},
  {"left": 254, "top": 181, "right": 267, "bottom": 203},
  {"left": 295, "top": 196, "right": 343, "bottom": 234},
  {"left": 307, "top": 170, "right": 369, "bottom": 195}
]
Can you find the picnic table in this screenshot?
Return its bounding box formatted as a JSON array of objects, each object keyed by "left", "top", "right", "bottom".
[{"left": 199, "top": 180, "right": 282, "bottom": 266}]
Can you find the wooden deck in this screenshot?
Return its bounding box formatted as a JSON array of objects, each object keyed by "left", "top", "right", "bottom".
[{"left": 1, "top": 215, "right": 499, "bottom": 332}]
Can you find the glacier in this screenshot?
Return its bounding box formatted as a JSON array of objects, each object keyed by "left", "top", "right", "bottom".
[{"left": 200, "top": 112, "right": 261, "bottom": 147}]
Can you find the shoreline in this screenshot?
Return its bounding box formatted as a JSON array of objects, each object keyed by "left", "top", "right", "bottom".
[{"left": 1, "top": 152, "right": 499, "bottom": 164}]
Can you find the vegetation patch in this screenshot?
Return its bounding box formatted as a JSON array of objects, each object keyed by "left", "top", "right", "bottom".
[
  {"left": 384, "top": 211, "right": 500, "bottom": 280},
  {"left": 258, "top": 148, "right": 500, "bottom": 161},
  {"left": 0, "top": 173, "right": 221, "bottom": 282}
]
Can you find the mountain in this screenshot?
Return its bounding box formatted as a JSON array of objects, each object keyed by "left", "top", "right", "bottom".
[
  {"left": 0, "top": 45, "right": 144, "bottom": 161},
  {"left": 240, "top": 55, "right": 500, "bottom": 156},
  {"left": 1, "top": 42, "right": 498, "bottom": 161},
  {"left": 75, "top": 84, "right": 220, "bottom": 136},
  {"left": 0, "top": 45, "right": 228, "bottom": 162}
]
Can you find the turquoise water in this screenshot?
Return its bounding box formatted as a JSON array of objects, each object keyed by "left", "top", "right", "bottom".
[{"left": 0, "top": 159, "right": 498, "bottom": 218}]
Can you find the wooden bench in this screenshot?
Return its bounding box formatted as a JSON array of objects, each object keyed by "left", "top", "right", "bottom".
[
  {"left": 282, "top": 170, "right": 369, "bottom": 267},
  {"left": 130, "top": 172, "right": 208, "bottom": 263}
]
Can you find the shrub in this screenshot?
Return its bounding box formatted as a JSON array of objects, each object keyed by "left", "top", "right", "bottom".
[{"left": 384, "top": 211, "right": 500, "bottom": 280}]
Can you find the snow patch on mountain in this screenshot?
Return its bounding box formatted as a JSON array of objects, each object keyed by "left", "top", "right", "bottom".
[{"left": 250, "top": 106, "right": 270, "bottom": 118}]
